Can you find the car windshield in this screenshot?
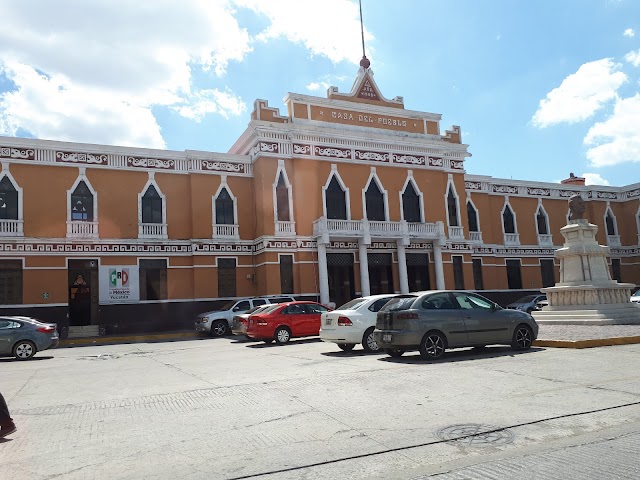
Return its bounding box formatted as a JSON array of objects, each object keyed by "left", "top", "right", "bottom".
[
  {"left": 514, "top": 295, "right": 538, "bottom": 303},
  {"left": 337, "top": 298, "right": 368, "bottom": 310},
  {"left": 632, "top": 291, "right": 640, "bottom": 297},
  {"left": 218, "top": 301, "right": 236, "bottom": 311},
  {"left": 379, "top": 296, "right": 417, "bottom": 312}
]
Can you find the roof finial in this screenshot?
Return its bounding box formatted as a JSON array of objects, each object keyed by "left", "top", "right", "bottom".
[{"left": 358, "top": 0, "right": 370, "bottom": 69}]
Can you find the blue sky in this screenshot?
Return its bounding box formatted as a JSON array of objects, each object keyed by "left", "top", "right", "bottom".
[{"left": 0, "top": 0, "right": 639, "bottom": 187}]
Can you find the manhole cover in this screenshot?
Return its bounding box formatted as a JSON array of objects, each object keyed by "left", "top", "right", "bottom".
[{"left": 436, "top": 424, "right": 514, "bottom": 446}]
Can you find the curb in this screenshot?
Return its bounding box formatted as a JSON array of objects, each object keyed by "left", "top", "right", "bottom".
[
  {"left": 59, "top": 331, "right": 202, "bottom": 347},
  {"left": 534, "top": 336, "right": 640, "bottom": 349}
]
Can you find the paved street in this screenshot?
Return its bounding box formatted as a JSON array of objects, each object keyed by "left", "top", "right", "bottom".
[{"left": 1, "top": 337, "right": 640, "bottom": 479}]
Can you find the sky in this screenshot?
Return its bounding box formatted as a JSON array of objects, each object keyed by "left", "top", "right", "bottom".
[{"left": 0, "top": 0, "right": 639, "bottom": 187}]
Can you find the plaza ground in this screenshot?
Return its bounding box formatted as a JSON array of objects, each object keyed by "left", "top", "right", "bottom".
[{"left": 1, "top": 337, "right": 639, "bottom": 479}]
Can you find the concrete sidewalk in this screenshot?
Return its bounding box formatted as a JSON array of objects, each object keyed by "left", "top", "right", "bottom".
[{"left": 56, "top": 324, "right": 640, "bottom": 349}]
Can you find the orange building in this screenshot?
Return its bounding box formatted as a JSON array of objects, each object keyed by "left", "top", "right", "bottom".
[{"left": 0, "top": 66, "right": 638, "bottom": 335}]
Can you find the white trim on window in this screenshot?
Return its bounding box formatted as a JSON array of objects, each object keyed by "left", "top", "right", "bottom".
[
  {"left": 466, "top": 197, "right": 482, "bottom": 243},
  {"left": 362, "top": 167, "right": 389, "bottom": 221},
  {"left": 0, "top": 162, "right": 24, "bottom": 237},
  {"left": 273, "top": 160, "right": 295, "bottom": 236},
  {"left": 66, "top": 167, "right": 98, "bottom": 239},
  {"left": 535, "top": 199, "right": 552, "bottom": 246},
  {"left": 636, "top": 203, "right": 640, "bottom": 246},
  {"left": 212, "top": 175, "right": 239, "bottom": 240},
  {"left": 501, "top": 196, "right": 520, "bottom": 246},
  {"left": 399, "top": 170, "right": 424, "bottom": 223},
  {"left": 322, "top": 164, "right": 351, "bottom": 220},
  {"left": 604, "top": 202, "right": 620, "bottom": 246},
  {"left": 138, "top": 172, "right": 168, "bottom": 239},
  {"left": 445, "top": 174, "right": 463, "bottom": 239}
]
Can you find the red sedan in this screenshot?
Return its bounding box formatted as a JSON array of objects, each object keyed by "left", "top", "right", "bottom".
[{"left": 246, "top": 301, "right": 332, "bottom": 344}]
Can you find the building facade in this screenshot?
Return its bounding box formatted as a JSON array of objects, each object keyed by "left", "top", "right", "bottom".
[{"left": 0, "top": 67, "right": 638, "bottom": 334}]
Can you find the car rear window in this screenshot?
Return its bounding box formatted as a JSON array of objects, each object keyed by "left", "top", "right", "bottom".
[
  {"left": 515, "top": 295, "right": 537, "bottom": 303},
  {"left": 379, "top": 296, "right": 417, "bottom": 312},
  {"left": 337, "top": 298, "right": 368, "bottom": 310}
]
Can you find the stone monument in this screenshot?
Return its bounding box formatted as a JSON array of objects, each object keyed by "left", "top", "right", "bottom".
[{"left": 533, "top": 195, "right": 640, "bottom": 325}]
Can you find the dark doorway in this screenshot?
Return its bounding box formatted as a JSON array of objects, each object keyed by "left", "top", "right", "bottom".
[
  {"left": 406, "top": 253, "right": 430, "bottom": 292},
  {"left": 327, "top": 253, "right": 355, "bottom": 308},
  {"left": 368, "top": 253, "right": 394, "bottom": 295},
  {"left": 68, "top": 259, "right": 99, "bottom": 326}
]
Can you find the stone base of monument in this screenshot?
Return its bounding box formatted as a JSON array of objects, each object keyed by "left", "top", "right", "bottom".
[{"left": 531, "top": 219, "right": 640, "bottom": 326}]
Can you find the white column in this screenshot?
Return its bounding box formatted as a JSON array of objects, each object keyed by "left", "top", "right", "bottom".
[
  {"left": 433, "top": 240, "right": 445, "bottom": 290},
  {"left": 397, "top": 240, "right": 409, "bottom": 294},
  {"left": 317, "top": 242, "right": 330, "bottom": 305},
  {"left": 358, "top": 239, "right": 370, "bottom": 297}
]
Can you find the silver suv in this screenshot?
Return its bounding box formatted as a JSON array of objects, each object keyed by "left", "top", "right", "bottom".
[{"left": 195, "top": 296, "right": 296, "bottom": 336}]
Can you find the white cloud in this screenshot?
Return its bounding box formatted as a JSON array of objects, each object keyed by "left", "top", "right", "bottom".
[
  {"left": 625, "top": 49, "right": 640, "bottom": 67},
  {"left": 532, "top": 59, "right": 627, "bottom": 127},
  {"left": 581, "top": 173, "right": 611, "bottom": 186},
  {"left": 623, "top": 28, "right": 635, "bottom": 38},
  {"left": 234, "top": 0, "right": 374, "bottom": 64},
  {"left": 306, "top": 82, "right": 328, "bottom": 92},
  {"left": 584, "top": 94, "right": 640, "bottom": 167},
  {"left": 173, "top": 89, "right": 246, "bottom": 122},
  {"left": 0, "top": 0, "right": 252, "bottom": 147}
]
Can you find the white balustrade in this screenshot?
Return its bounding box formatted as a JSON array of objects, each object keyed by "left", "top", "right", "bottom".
[
  {"left": 369, "top": 221, "right": 402, "bottom": 235},
  {"left": 214, "top": 224, "right": 239, "bottom": 239},
  {"left": 0, "top": 219, "right": 24, "bottom": 237},
  {"left": 275, "top": 221, "right": 296, "bottom": 236},
  {"left": 313, "top": 217, "right": 440, "bottom": 240},
  {"left": 407, "top": 222, "right": 438, "bottom": 236},
  {"left": 469, "top": 231, "right": 483, "bottom": 243},
  {"left": 139, "top": 223, "right": 168, "bottom": 239},
  {"left": 66, "top": 221, "right": 98, "bottom": 239},
  {"left": 607, "top": 235, "right": 621, "bottom": 247},
  {"left": 504, "top": 233, "right": 520, "bottom": 246},
  {"left": 325, "top": 219, "right": 363, "bottom": 234},
  {"left": 448, "top": 226, "right": 465, "bottom": 240},
  {"left": 537, "top": 234, "right": 553, "bottom": 246}
]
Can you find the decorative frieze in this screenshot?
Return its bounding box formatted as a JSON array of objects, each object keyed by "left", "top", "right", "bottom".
[
  {"left": 450, "top": 160, "right": 464, "bottom": 170},
  {"left": 56, "top": 151, "right": 108, "bottom": 165},
  {"left": 259, "top": 142, "right": 279, "bottom": 153},
  {"left": 527, "top": 187, "right": 550, "bottom": 196},
  {"left": 127, "top": 157, "right": 175, "bottom": 170},
  {"left": 627, "top": 188, "right": 640, "bottom": 198},
  {"left": 200, "top": 160, "right": 247, "bottom": 173},
  {"left": 0, "top": 242, "right": 192, "bottom": 254},
  {"left": 492, "top": 185, "right": 518, "bottom": 194},
  {"left": 465, "top": 181, "right": 482, "bottom": 190},
  {"left": 392, "top": 154, "right": 426, "bottom": 165},
  {"left": 559, "top": 190, "right": 592, "bottom": 198},
  {"left": 0, "top": 146, "right": 34, "bottom": 160},
  {"left": 314, "top": 146, "right": 351, "bottom": 158},
  {"left": 596, "top": 191, "right": 618, "bottom": 200},
  {"left": 293, "top": 144, "right": 311, "bottom": 155},
  {"left": 473, "top": 246, "right": 556, "bottom": 256},
  {"left": 354, "top": 149, "right": 390, "bottom": 162},
  {"left": 428, "top": 157, "right": 443, "bottom": 167}
]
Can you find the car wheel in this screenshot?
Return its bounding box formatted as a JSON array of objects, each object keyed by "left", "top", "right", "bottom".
[
  {"left": 338, "top": 343, "right": 355, "bottom": 351},
  {"left": 419, "top": 331, "right": 447, "bottom": 360},
  {"left": 211, "top": 320, "right": 229, "bottom": 337},
  {"left": 274, "top": 327, "right": 291, "bottom": 344},
  {"left": 385, "top": 348, "right": 405, "bottom": 358},
  {"left": 511, "top": 324, "right": 533, "bottom": 351},
  {"left": 362, "top": 327, "right": 380, "bottom": 353},
  {"left": 13, "top": 340, "right": 37, "bottom": 360}
]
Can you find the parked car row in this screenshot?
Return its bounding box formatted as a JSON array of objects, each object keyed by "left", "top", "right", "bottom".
[
  {"left": 194, "top": 290, "right": 540, "bottom": 360},
  {"left": 0, "top": 316, "right": 59, "bottom": 360}
]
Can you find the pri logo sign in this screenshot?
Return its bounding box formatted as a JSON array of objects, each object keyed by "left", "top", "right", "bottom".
[{"left": 109, "top": 268, "right": 129, "bottom": 288}]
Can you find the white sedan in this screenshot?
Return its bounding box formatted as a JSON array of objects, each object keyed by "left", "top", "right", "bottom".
[{"left": 320, "top": 295, "right": 396, "bottom": 352}]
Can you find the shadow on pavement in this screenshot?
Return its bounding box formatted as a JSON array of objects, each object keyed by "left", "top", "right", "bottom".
[
  {"left": 321, "top": 349, "right": 385, "bottom": 357},
  {"left": 0, "top": 355, "right": 54, "bottom": 363},
  {"left": 246, "top": 338, "right": 322, "bottom": 348},
  {"left": 377, "top": 346, "right": 545, "bottom": 364}
]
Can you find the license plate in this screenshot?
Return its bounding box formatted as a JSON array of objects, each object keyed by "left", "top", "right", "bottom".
[
  {"left": 382, "top": 334, "right": 392, "bottom": 342},
  {"left": 325, "top": 319, "right": 332, "bottom": 325}
]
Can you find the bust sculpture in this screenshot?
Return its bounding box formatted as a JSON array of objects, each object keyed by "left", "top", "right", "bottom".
[{"left": 568, "top": 194, "right": 586, "bottom": 220}]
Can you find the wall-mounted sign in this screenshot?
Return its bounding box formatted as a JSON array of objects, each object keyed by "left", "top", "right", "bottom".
[{"left": 99, "top": 266, "right": 139, "bottom": 304}]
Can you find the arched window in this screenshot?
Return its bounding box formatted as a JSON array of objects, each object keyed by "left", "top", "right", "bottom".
[
  {"left": 402, "top": 182, "right": 421, "bottom": 223},
  {"left": 215, "top": 187, "right": 235, "bottom": 225},
  {"left": 605, "top": 210, "right": 617, "bottom": 236},
  {"left": 70, "top": 181, "right": 93, "bottom": 222},
  {"left": 142, "top": 185, "right": 163, "bottom": 224},
  {"left": 503, "top": 204, "right": 516, "bottom": 234},
  {"left": 325, "top": 176, "right": 347, "bottom": 220},
  {"left": 275, "top": 172, "right": 290, "bottom": 222},
  {"left": 365, "top": 180, "right": 385, "bottom": 221},
  {"left": 0, "top": 176, "right": 18, "bottom": 220},
  {"left": 536, "top": 207, "right": 549, "bottom": 235},
  {"left": 447, "top": 186, "right": 459, "bottom": 227},
  {"left": 467, "top": 201, "right": 479, "bottom": 232}
]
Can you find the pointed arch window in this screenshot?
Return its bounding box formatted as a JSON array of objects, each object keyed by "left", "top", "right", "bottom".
[
  {"left": 0, "top": 176, "right": 18, "bottom": 220},
  {"left": 365, "top": 180, "right": 385, "bottom": 221},
  {"left": 447, "top": 186, "right": 459, "bottom": 227},
  {"left": 605, "top": 210, "right": 617, "bottom": 236},
  {"left": 467, "top": 201, "right": 479, "bottom": 232},
  {"left": 402, "top": 182, "right": 421, "bottom": 223},
  {"left": 70, "top": 181, "right": 94, "bottom": 222},
  {"left": 503, "top": 205, "right": 516, "bottom": 234},
  {"left": 215, "top": 187, "right": 235, "bottom": 225},
  {"left": 142, "top": 185, "right": 163, "bottom": 224},
  {"left": 276, "top": 172, "right": 290, "bottom": 222},
  {"left": 536, "top": 207, "right": 549, "bottom": 235},
  {"left": 325, "top": 176, "right": 347, "bottom": 220}
]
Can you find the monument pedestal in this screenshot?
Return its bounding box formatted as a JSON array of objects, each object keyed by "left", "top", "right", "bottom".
[{"left": 533, "top": 220, "right": 640, "bottom": 325}]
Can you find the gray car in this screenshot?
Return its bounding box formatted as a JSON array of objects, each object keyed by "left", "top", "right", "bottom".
[
  {"left": 0, "top": 316, "right": 59, "bottom": 360},
  {"left": 374, "top": 291, "right": 538, "bottom": 360},
  {"left": 507, "top": 294, "right": 547, "bottom": 313}
]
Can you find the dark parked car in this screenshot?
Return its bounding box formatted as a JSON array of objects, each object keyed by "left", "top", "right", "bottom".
[
  {"left": 374, "top": 291, "right": 538, "bottom": 360},
  {"left": 0, "top": 316, "right": 59, "bottom": 360},
  {"left": 507, "top": 294, "right": 547, "bottom": 313}
]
